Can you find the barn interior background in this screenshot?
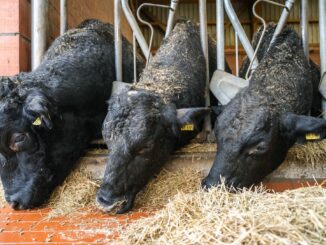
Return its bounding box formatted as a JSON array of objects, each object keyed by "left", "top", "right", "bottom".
[
  {"left": 0, "top": 0, "right": 325, "bottom": 244},
  {"left": 0, "top": 0, "right": 320, "bottom": 76}
]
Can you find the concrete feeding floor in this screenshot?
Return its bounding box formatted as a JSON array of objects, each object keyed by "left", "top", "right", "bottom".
[{"left": 0, "top": 207, "right": 152, "bottom": 244}]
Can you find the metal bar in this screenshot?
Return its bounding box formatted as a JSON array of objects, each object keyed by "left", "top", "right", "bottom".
[
  {"left": 165, "top": 0, "right": 179, "bottom": 38},
  {"left": 224, "top": 0, "right": 258, "bottom": 70},
  {"left": 199, "top": 0, "right": 211, "bottom": 133},
  {"left": 216, "top": 0, "right": 225, "bottom": 70},
  {"left": 31, "top": 0, "right": 49, "bottom": 70},
  {"left": 115, "top": 0, "right": 123, "bottom": 81},
  {"left": 319, "top": 0, "right": 326, "bottom": 117},
  {"left": 121, "top": 0, "right": 150, "bottom": 58},
  {"left": 235, "top": 32, "right": 239, "bottom": 76},
  {"left": 133, "top": 34, "right": 137, "bottom": 83},
  {"left": 60, "top": 0, "right": 67, "bottom": 35},
  {"left": 270, "top": 0, "right": 296, "bottom": 44},
  {"left": 137, "top": 3, "right": 170, "bottom": 65},
  {"left": 300, "top": 0, "right": 309, "bottom": 60}
]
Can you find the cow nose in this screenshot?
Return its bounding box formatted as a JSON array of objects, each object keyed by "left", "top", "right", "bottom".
[
  {"left": 9, "top": 201, "right": 24, "bottom": 210},
  {"left": 201, "top": 177, "right": 221, "bottom": 190},
  {"left": 96, "top": 189, "right": 111, "bottom": 206}
]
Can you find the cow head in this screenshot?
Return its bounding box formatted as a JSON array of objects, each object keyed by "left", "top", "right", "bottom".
[
  {"left": 97, "top": 88, "right": 208, "bottom": 213},
  {"left": 0, "top": 83, "right": 56, "bottom": 210},
  {"left": 202, "top": 97, "right": 326, "bottom": 189}
]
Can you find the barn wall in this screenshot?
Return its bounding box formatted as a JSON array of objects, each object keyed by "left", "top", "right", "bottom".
[
  {"left": 0, "top": 0, "right": 31, "bottom": 76},
  {"left": 0, "top": 0, "right": 133, "bottom": 76},
  {"left": 48, "top": 0, "right": 133, "bottom": 45},
  {"left": 139, "top": 0, "right": 320, "bottom": 73}
]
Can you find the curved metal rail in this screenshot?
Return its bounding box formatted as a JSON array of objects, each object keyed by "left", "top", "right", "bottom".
[
  {"left": 121, "top": 0, "right": 150, "bottom": 58},
  {"left": 136, "top": 3, "right": 171, "bottom": 66},
  {"left": 246, "top": 0, "right": 288, "bottom": 80},
  {"left": 224, "top": 0, "right": 258, "bottom": 70}
]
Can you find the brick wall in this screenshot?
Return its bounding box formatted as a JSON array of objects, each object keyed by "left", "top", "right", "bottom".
[
  {"left": 0, "top": 0, "right": 132, "bottom": 76},
  {"left": 48, "top": 0, "right": 132, "bottom": 45},
  {"left": 0, "top": 0, "right": 31, "bottom": 76}
]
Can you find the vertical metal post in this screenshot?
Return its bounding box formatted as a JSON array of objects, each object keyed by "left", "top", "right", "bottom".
[
  {"left": 133, "top": 34, "right": 137, "bottom": 83},
  {"left": 60, "top": 0, "right": 67, "bottom": 35},
  {"left": 31, "top": 0, "right": 49, "bottom": 70},
  {"left": 216, "top": 0, "right": 225, "bottom": 71},
  {"left": 235, "top": 32, "right": 239, "bottom": 76},
  {"left": 199, "top": 0, "right": 211, "bottom": 133},
  {"left": 224, "top": 0, "right": 258, "bottom": 70},
  {"left": 165, "top": 0, "right": 179, "bottom": 38},
  {"left": 115, "top": 0, "right": 123, "bottom": 81},
  {"left": 300, "top": 0, "right": 309, "bottom": 60},
  {"left": 319, "top": 0, "right": 326, "bottom": 117},
  {"left": 121, "top": 0, "right": 150, "bottom": 58}
]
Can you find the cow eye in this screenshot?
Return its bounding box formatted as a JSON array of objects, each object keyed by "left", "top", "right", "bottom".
[
  {"left": 12, "top": 133, "right": 27, "bottom": 143},
  {"left": 9, "top": 133, "right": 28, "bottom": 152},
  {"left": 246, "top": 141, "right": 268, "bottom": 156}
]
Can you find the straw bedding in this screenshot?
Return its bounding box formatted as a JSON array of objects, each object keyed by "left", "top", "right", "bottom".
[{"left": 119, "top": 182, "right": 326, "bottom": 245}]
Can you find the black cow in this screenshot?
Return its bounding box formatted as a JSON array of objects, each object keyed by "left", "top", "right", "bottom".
[
  {"left": 202, "top": 25, "right": 324, "bottom": 189},
  {"left": 96, "top": 20, "right": 216, "bottom": 214},
  {"left": 0, "top": 19, "right": 144, "bottom": 210}
]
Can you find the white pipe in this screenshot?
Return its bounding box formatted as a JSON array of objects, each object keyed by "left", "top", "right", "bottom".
[
  {"left": 115, "top": 0, "right": 123, "bottom": 81},
  {"left": 216, "top": 0, "right": 225, "bottom": 70},
  {"left": 60, "top": 0, "right": 67, "bottom": 35},
  {"left": 319, "top": 0, "right": 326, "bottom": 117},
  {"left": 199, "top": 0, "right": 211, "bottom": 132},
  {"left": 300, "top": 0, "right": 309, "bottom": 60},
  {"left": 235, "top": 32, "right": 239, "bottom": 77},
  {"left": 31, "top": 0, "right": 49, "bottom": 70},
  {"left": 165, "top": 0, "right": 179, "bottom": 38},
  {"left": 224, "top": 0, "right": 258, "bottom": 70},
  {"left": 121, "top": 0, "right": 150, "bottom": 58},
  {"left": 270, "top": 0, "right": 296, "bottom": 44},
  {"left": 133, "top": 34, "right": 137, "bottom": 83}
]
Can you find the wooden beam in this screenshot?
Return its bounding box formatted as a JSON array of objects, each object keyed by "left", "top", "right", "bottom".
[{"left": 139, "top": 7, "right": 166, "bottom": 35}]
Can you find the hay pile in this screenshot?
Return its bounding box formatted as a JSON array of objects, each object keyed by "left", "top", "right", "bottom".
[
  {"left": 119, "top": 183, "right": 326, "bottom": 244},
  {"left": 47, "top": 166, "right": 202, "bottom": 217},
  {"left": 287, "top": 140, "right": 326, "bottom": 166},
  {"left": 46, "top": 165, "right": 100, "bottom": 218},
  {"left": 135, "top": 168, "right": 202, "bottom": 209}
]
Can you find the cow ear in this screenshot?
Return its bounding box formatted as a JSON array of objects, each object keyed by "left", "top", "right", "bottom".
[
  {"left": 23, "top": 90, "right": 53, "bottom": 130},
  {"left": 280, "top": 113, "right": 326, "bottom": 142},
  {"left": 176, "top": 107, "right": 211, "bottom": 132},
  {"left": 0, "top": 76, "right": 17, "bottom": 99}
]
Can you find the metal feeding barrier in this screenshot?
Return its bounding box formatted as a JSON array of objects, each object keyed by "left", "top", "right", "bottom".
[
  {"left": 29, "top": 0, "right": 326, "bottom": 119},
  {"left": 210, "top": 0, "right": 296, "bottom": 105}
]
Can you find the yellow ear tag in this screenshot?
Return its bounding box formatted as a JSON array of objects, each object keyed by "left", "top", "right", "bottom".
[
  {"left": 32, "top": 117, "right": 42, "bottom": 126},
  {"left": 181, "top": 124, "right": 194, "bottom": 131},
  {"left": 305, "top": 133, "right": 320, "bottom": 140}
]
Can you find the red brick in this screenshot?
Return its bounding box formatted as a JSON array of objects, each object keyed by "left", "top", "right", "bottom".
[
  {"left": 0, "top": 35, "right": 20, "bottom": 76},
  {"left": 0, "top": 0, "right": 20, "bottom": 34}
]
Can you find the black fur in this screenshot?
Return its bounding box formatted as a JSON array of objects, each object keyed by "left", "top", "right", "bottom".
[
  {"left": 97, "top": 20, "right": 217, "bottom": 213},
  {"left": 239, "top": 23, "right": 321, "bottom": 116},
  {"left": 203, "top": 26, "right": 325, "bottom": 189},
  {"left": 0, "top": 19, "right": 144, "bottom": 210}
]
